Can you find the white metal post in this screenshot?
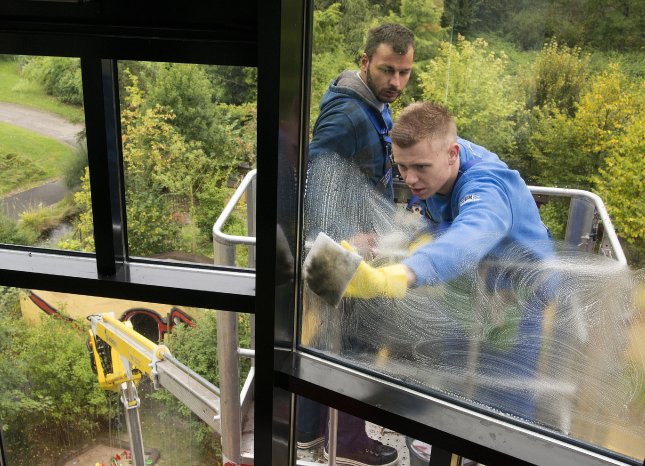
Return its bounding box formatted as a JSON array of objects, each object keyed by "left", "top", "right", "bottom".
[{"left": 120, "top": 380, "right": 146, "bottom": 466}]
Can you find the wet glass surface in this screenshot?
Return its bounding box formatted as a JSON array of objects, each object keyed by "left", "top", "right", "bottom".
[{"left": 301, "top": 155, "right": 645, "bottom": 461}]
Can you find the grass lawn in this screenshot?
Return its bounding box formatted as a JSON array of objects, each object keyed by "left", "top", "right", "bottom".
[
  {"left": 0, "top": 59, "right": 84, "bottom": 123},
  {"left": 0, "top": 122, "right": 73, "bottom": 196}
]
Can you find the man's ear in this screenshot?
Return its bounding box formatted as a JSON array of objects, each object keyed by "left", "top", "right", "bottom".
[
  {"left": 359, "top": 53, "right": 369, "bottom": 72},
  {"left": 448, "top": 143, "right": 460, "bottom": 164}
]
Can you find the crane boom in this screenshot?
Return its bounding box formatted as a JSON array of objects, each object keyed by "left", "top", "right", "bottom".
[{"left": 87, "top": 312, "right": 224, "bottom": 466}]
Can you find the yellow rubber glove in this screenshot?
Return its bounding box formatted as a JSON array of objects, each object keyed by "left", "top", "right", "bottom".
[{"left": 340, "top": 241, "right": 408, "bottom": 298}]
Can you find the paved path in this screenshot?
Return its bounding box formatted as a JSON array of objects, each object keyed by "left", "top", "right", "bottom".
[
  {"left": 0, "top": 101, "right": 83, "bottom": 147},
  {"left": 0, "top": 102, "right": 83, "bottom": 218},
  {"left": 2, "top": 179, "right": 69, "bottom": 219}
]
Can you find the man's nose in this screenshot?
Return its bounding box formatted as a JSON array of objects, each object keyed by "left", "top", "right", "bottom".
[
  {"left": 389, "top": 73, "right": 402, "bottom": 89},
  {"left": 403, "top": 169, "right": 417, "bottom": 185}
]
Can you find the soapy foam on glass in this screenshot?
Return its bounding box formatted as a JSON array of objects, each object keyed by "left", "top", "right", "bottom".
[{"left": 302, "top": 154, "right": 645, "bottom": 459}]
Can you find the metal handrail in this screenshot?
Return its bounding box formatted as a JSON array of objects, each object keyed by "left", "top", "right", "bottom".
[
  {"left": 211, "top": 168, "right": 257, "bottom": 465},
  {"left": 213, "top": 169, "right": 257, "bottom": 246},
  {"left": 528, "top": 186, "right": 627, "bottom": 265}
]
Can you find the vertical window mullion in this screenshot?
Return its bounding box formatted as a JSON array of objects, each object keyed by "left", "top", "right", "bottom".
[{"left": 80, "top": 57, "right": 127, "bottom": 275}]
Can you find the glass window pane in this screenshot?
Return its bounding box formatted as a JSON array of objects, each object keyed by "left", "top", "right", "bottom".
[
  {"left": 302, "top": 1, "right": 644, "bottom": 462},
  {"left": 116, "top": 61, "right": 257, "bottom": 268},
  {"left": 295, "top": 395, "right": 479, "bottom": 465},
  {"left": 0, "top": 54, "right": 89, "bottom": 252},
  {"left": 0, "top": 286, "right": 253, "bottom": 465}
]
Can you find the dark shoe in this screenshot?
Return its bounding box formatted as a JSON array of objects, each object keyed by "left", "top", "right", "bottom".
[
  {"left": 324, "top": 439, "right": 399, "bottom": 466},
  {"left": 296, "top": 430, "right": 324, "bottom": 449}
]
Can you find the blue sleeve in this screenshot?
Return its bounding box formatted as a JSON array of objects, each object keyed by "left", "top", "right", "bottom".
[
  {"left": 403, "top": 178, "right": 513, "bottom": 286},
  {"left": 309, "top": 110, "right": 357, "bottom": 159}
]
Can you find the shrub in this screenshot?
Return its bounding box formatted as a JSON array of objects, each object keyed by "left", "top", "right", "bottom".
[
  {"left": 0, "top": 211, "right": 38, "bottom": 245},
  {"left": 21, "top": 56, "right": 83, "bottom": 106}
]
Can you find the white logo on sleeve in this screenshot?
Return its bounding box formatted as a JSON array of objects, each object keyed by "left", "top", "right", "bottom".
[{"left": 459, "top": 194, "right": 481, "bottom": 207}]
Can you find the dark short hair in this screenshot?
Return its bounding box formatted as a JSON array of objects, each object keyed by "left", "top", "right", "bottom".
[
  {"left": 391, "top": 102, "right": 457, "bottom": 148},
  {"left": 364, "top": 23, "right": 415, "bottom": 58}
]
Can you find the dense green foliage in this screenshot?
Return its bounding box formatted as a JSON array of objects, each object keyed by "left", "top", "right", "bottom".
[
  {"left": 419, "top": 36, "right": 518, "bottom": 156},
  {"left": 7, "top": 2, "right": 641, "bottom": 264},
  {"left": 296, "top": 1, "right": 645, "bottom": 270},
  {"left": 64, "top": 69, "right": 253, "bottom": 256},
  {"left": 0, "top": 297, "right": 112, "bottom": 465},
  {"left": 0, "top": 211, "right": 38, "bottom": 245},
  {"left": 444, "top": 0, "right": 644, "bottom": 51},
  {"left": 20, "top": 56, "right": 83, "bottom": 106},
  {"left": 0, "top": 60, "right": 83, "bottom": 122}
]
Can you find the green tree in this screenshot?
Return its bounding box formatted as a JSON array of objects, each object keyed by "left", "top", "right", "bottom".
[
  {"left": 194, "top": 179, "right": 246, "bottom": 244},
  {"left": 121, "top": 74, "right": 194, "bottom": 256},
  {"left": 506, "top": 107, "right": 542, "bottom": 183},
  {"left": 505, "top": 3, "right": 551, "bottom": 51},
  {"left": 527, "top": 63, "right": 644, "bottom": 256},
  {"left": 529, "top": 64, "right": 642, "bottom": 190},
  {"left": 206, "top": 65, "right": 257, "bottom": 105},
  {"left": 418, "top": 35, "right": 519, "bottom": 157},
  {"left": 441, "top": 0, "right": 483, "bottom": 35},
  {"left": 63, "top": 70, "right": 256, "bottom": 256},
  {"left": 147, "top": 63, "right": 218, "bottom": 154},
  {"left": 572, "top": 65, "right": 640, "bottom": 175},
  {"left": 309, "top": 3, "right": 355, "bottom": 126},
  {"left": 0, "top": 316, "right": 112, "bottom": 464},
  {"left": 384, "top": 0, "right": 445, "bottom": 61},
  {"left": 525, "top": 39, "right": 590, "bottom": 117},
  {"left": 312, "top": 0, "right": 380, "bottom": 58},
  {"left": 582, "top": 0, "right": 645, "bottom": 51},
  {"left": 125, "top": 190, "right": 181, "bottom": 257},
  {"left": 594, "top": 101, "right": 645, "bottom": 266},
  {"left": 339, "top": 0, "right": 382, "bottom": 58},
  {"left": 155, "top": 142, "right": 216, "bottom": 253},
  {"left": 62, "top": 74, "right": 184, "bottom": 255},
  {"left": 469, "top": 0, "right": 510, "bottom": 33},
  {"left": 528, "top": 107, "right": 582, "bottom": 188},
  {"left": 211, "top": 102, "right": 257, "bottom": 170},
  {"left": 194, "top": 102, "right": 256, "bottom": 242},
  {"left": 313, "top": 3, "right": 345, "bottom": 55}
]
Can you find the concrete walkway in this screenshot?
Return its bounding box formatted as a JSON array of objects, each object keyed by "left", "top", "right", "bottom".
[
  {"left": 0, "top": 101, "right": 83, "bottom": 147},
  {"left": 2, "top": 179, "right": 69, "bottom": 220},
  {"left": 0, "top": 101, "right": 84, "bottom": 218}
]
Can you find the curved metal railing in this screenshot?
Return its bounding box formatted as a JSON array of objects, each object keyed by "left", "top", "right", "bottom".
[{"left": 528, "top": 186, "right": 626, "bottom": 264}]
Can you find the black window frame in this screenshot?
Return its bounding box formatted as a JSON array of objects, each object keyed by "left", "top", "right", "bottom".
[
  {"left": 0, "top": 2, "right": 258, "bottom": 310},
  {"left": 0, "top": 2, "right": 642, "bottom": 466}
]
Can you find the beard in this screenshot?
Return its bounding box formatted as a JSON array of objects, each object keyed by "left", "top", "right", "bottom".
[{"left": 366, "top": 66, "right": 400, "bottom": 104}]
